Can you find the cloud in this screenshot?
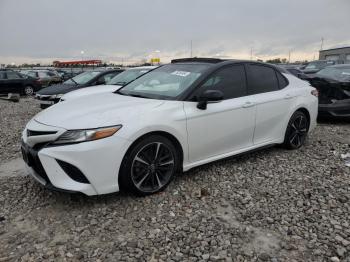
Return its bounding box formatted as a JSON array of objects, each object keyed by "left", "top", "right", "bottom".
[{"left": 0, "top": 0, "right": 349, "bottom": 64}]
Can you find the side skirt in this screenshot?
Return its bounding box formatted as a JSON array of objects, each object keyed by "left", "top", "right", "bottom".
[{"left": 182, "top": 141, "right": 280, "bottom": 172}]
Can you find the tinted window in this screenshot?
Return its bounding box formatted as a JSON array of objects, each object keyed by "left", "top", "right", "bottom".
[
  {"left": 277, "top": 71, "right": 288, "bottom": 88},
  {"left": 197, "top": 65, "right": 247, "bottom": 100},
  {"left": 100, "top": 72, "right": 118, "bottom": 83},
  {"left": 6, "top": 71, "right": 21, "bottom": 79},
  {"left": 0, "top": 71, "right": 6, "bottom": 80},
  {"left": 247, "top": 65, "right": 279, "bottom": 94}
]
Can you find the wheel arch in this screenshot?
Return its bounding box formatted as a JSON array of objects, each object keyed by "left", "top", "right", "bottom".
[
  {"left": 119, "top": 131, "right": 184, "bottom": 183},
  {"left": 294, "top": 107, "right": 311, "bottom": 130}
]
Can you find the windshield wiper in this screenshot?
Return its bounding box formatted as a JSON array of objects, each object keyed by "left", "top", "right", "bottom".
[
  {"left": 129, "top": 94, "right": 150, "bottom": 99},
  {"left": 69, "top": 78, "right": 78, "bottom": 85},
  {"left": 114, "top": 81, "right": 127, "bottom": 86}
]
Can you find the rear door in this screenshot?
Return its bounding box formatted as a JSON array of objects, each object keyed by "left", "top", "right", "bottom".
[
  {"left": 184, "top": 64, "right": 256, "bottom": 163},
  {"left": 246, "top": 64, "right": 294, "bottom": 144},
  {"left": 0, "top": 71, "right": 7, "bottom": 94},
  {"left": 5, "top": 71, "right": 24, "bottom": 93}
]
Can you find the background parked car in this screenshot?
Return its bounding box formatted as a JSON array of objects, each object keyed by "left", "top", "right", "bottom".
[
  {"left": 0, "top": 69, "right": 42, "bottom": 96},
  {"left": 280, "top": 66, "right": 309, "bottom": 80},
  {"left": 20, "top": 69, "right": 62, "bottom": 87},
  {"left": 36, "top": 69, "right": 123, "bottom": 108},
  {"left": 302, "top": 60, "right": 337, "bottom": 75},
  {"left": 307, "top": 64, "right": 350, "bottom": 118},
  {"left": 60, "top": 66, "right": 157, "bottom": 102}
]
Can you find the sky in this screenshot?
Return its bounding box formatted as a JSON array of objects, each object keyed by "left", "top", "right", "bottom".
[{"left": 0, "top": 0, "right": 349, "bottom": 65}]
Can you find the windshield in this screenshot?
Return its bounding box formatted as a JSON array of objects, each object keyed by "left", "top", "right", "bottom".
[
  {"left": 108, "top": 68, "right": 151, "bottom": 85},
  {"left": 117, "top": 64, "right": 211, "bottom": 100},
  {"left": 316, "top": 67, "right": 350, "bottom": 81},
  {"left": 305, "top": 61, "right": 335, "bottom": 70},
  {"left": 64, "top": 71, "right": 101, "bottom": 85}
]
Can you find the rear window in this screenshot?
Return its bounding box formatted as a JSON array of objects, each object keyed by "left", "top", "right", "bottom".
[{"left": 277, "top": 72, "right": 288, "bottom": 89}]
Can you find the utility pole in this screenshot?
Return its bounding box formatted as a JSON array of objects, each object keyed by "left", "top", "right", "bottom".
[
  {"left": 190, "top": 40, "right": 193, "bottom": 58},
  {"left": 320, "top": 37, "right": 324, "bottom": 51},
  {"left": 288, "top": 50, "right": 291, "bottom": 63},
  {"left": 250, "top": 47, "right": 253, "bottom": 60}
]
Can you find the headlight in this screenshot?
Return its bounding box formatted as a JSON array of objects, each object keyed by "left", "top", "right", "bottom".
[
  {"left": 52, "top": 125, "right": 122, "bottom": 145},
  {"left": 50, "top": 94, "right": 63, "bottom": 99}
]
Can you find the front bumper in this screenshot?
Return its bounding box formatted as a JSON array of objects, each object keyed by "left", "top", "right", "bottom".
[
  {"left": 319, "top": 99, "right": 350, "bottom": 118},
  {"left": 21, "top": 119, "right": 132, "bottom": 195},
  {"left": 35, "top": 94, "right": 60, "bottom": 109}
]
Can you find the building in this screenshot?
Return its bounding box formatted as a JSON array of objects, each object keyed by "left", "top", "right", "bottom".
[
  {"left": 319, "top": 46, "right": 350, "bottom": 62},
  {"left": 53, "top": 60, "right": 102, "bottom": 67}
]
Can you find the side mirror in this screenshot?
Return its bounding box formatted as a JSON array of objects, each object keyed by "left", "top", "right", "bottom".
[{"left": 197, "top": 90, "right": 223, "bottom": 110}]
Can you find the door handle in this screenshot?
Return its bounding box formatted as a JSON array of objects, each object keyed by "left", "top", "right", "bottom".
[
  {"left": 242, "top": 101, "right": 255, "bottom": 108},
  {"left": 284, "top": 94, "right": 293, "bottom": 99}
]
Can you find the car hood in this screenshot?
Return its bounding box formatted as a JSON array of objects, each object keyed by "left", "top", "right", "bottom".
[
  {"left": 34, "top": 93, "right": 164, "bottom": 129},
  {"left": 36, "top": 83, "right": 80, "bottom": 95},
  {"left": 61, "top": 85, "right": 121, "bottom": 101}
]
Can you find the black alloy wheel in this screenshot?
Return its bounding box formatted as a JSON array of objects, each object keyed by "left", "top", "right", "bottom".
[
  {"left": 283, "top": 111, "right": 309, "bottom": 149},
  {"left": 119, "top": 135, "right": 179, "bottom": 195}
]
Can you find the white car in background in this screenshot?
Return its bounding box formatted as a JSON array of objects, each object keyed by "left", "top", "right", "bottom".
[
  {"left": 60, "top": 66, "right": 157, "bottom": 101},
  {"left": 21, "top": 58, "right": 318, "bottom": 196}
]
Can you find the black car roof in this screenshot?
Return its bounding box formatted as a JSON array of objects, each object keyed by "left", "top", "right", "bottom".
[{"left": 171, "top": 57, "right": 288, "bottom": 74}]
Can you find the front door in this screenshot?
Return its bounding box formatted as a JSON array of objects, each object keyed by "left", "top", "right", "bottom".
[{"left": 184, "top": 64, "right": 256, "bottom": 163}]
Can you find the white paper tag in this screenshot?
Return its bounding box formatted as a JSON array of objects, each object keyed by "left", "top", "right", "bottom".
[{"left": 171, "top": 71, "right": 191, "bottom": 77}]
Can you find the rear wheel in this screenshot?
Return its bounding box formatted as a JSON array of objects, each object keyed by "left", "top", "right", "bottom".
[
  {"left": 24, "top": 86, "right": 34, "bottom": 96},
  {"left": 283, "top": 111, "right": 309, "bottom": 149},
  {"left": 119, "top": 135, "right": 179, "bottom": 196}
]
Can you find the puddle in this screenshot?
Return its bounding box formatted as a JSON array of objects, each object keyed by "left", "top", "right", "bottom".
[
  {"left": 0, "top": 158, "right": 26, "bottom": 177},
  {"left": 215, "top": 200, "right": 281, "bottom": 256}
]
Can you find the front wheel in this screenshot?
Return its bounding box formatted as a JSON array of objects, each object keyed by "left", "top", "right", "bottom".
[
  {"left": 283, "top": 111, "right": 309, "bottom": 149},
  {"left": 24, "top": 86, "right": 34, "bottom": 96},
  {"left": 119, "top": 135, "right": 180, "bottom": 196}
]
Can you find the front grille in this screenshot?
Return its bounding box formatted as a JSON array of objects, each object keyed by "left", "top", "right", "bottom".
[
  {"left": 21, "top": 141, "right": 50, "bottom": 184},
  {"left": 37, "top": 95, "right": 51, "bottom": 101},
  {"left": 27, "top": 130, "right": 57, "bottom": 137}
]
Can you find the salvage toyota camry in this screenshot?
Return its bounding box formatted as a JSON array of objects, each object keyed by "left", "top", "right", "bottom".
[{"left": 21, "top": 58, "right": 318, "bottom": 196}]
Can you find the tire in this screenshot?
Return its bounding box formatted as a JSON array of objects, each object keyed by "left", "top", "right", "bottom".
[
  {"left": 119, "top": 135, "right": 180, "bottom": 196},
  {"left": 24, "top": 86, "right": 34, "bottom": 96},
  {"left": 283, "top": 111, "right": 309, "bottom": 150}
]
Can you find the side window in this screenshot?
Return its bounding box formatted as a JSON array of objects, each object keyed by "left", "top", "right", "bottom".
[
  {"left": 277, "top": 71, "right": 288, "bottom": 89},
  {"left": 247, "top": 64, "right": 279, "bottom": 95},
  {"left": 198, "top": 65, "right": 247, "bottom": 100},
  {"left": 27, "top": 71, "right": 37, "bottom": 78},
  {"left": 100, "top": 73, "right": 117, "bottom": 83},
  {"left": 6, "top": 71, "right": 21, "bottom": 79},
  {"left": 38, "top": 72, "right": 48, "bottom": 78},
  {"left": 0, "top": 71, "right": 6, "bottom": 80}
]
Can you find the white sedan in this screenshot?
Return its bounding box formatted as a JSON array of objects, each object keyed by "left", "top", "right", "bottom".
[
  {"left": 60, "top": 66, "right": 157, "bottom": 102},
  {"left": 21, "top": 58, "right": 318, "bottom": 196}
]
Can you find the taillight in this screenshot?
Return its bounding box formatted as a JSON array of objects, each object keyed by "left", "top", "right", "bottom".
[{"left": 311, "top": 89, "right": 319, "bottom": 97}]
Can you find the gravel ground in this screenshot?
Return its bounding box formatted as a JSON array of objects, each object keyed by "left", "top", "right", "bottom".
[
  {"left": 0, "top": 98, "right": 349, "bottom": 261},
  {"left": 0, "top": 98, "right": 41, "bottom": 162}
]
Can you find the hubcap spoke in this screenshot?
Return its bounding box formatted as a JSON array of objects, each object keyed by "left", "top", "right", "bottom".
[
  {"left": 136, "top": 171, "right": 150, "bottom": 188},
  {"left": 135, "top": 156, "right": 150, "bottom": 166},
  {"left": 155, "top": 172, "right": 162, "bottom": 188},
  {"left": 159, "top": 160, "right": 174, "bottom": 166},
  {"left": 154, "top": 142, "right": 161, "bottom": 160}
]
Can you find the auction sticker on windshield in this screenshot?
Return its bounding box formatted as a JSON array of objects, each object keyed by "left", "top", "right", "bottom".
[{"left": 171, "top": 71, "right": 191, "bottom": 77}]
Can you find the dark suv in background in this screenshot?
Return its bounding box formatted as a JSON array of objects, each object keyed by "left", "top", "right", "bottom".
[
  {"left": 0, "top": 69, "right": 42, "bottom": 96},
  {"left": 36, "top": 69, "right": 123, "bottom": 108},
  {"left": 20, "top": 70, "right": 62, "bottom": 87}
]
